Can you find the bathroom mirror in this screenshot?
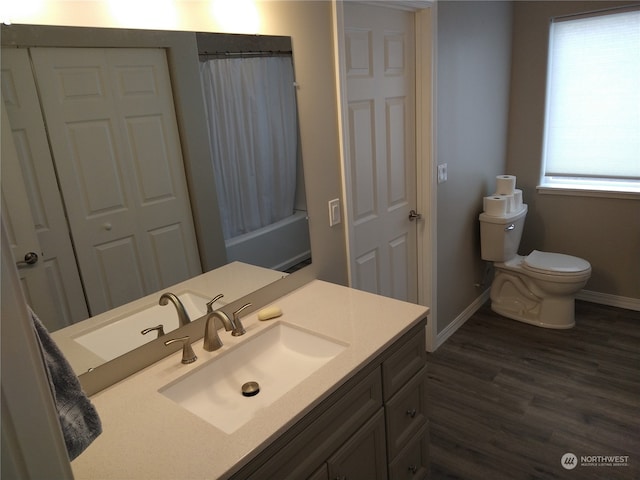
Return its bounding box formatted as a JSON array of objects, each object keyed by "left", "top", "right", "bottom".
[{"left": 1, "top": 24, "right": 312, "bottom": 376}]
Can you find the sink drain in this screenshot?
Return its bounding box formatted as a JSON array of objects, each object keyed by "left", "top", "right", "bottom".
[{"left": 241, "top": 381, "right": 260, "bottom": 397}]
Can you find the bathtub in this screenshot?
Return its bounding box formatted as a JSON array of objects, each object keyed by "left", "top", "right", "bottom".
[{"left": 225, "top": 210, "right": 311, "bottom": 272}]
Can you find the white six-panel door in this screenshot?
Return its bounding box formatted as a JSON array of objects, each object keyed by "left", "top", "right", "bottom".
[
  {"left": 342, "top": 3, "right": 418, "bottom": 302},
  {"left": 2, "top": 103, "right": 84, "bottom": 332},
  {"left": 1, "top": 48, "right": 89, "bottom": 329},
  {"left": 28, "top": 47, "right": 201, "bottom": 316}
]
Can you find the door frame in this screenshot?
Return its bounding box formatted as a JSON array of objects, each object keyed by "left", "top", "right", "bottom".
[{"left": 333, "top": 1, "right": 437, "bottom": 351}]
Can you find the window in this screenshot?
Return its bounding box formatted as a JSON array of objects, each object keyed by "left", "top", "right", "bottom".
[{"left": 540, "top": 7, "right": 640, "bottom": 197}]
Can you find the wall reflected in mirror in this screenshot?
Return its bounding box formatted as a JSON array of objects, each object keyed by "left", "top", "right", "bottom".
[{"left": 1, "top": 24, "right": 311, "bottom": 372}]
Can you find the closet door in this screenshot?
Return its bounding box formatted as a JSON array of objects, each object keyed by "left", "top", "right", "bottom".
[
  {"left": 1, "top": 48, "right": 88, "bottom": 330},
  {"left": 30, "top": 47, "right": 201, "bottom": 315}
]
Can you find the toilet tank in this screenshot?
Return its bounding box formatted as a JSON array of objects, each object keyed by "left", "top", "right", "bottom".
[{"left": 479, "top": 205, "right": 527, "bottom": 262}]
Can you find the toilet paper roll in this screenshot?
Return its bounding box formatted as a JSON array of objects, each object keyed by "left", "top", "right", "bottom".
[
  {"left": 494, "top": 193, "right": 516, "bottom": 213},
  {"left": 513, "top": 189, "right": 523, "bottom": 211},
  {"left": 483, "top": 196, "right": 508, "bottom": 216},
  {"left": 496, "top": 175, "right": 517, "bottom": 195}
]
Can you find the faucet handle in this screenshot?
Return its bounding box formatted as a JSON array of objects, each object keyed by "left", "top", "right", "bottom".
[
  {"left": 164, "top": 336, "right": 197, "bottom": 364},
  {"left": 206, "top": 294, "right": 224, "bottom": 312},
  {"left": 141, "top": 324, "right": 165, "bottom": 338},
  {"left": 231, "top": 303, "right": 252, "bottom": 336}
]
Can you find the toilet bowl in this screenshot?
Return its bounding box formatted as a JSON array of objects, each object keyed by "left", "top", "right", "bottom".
[
  {"left": 479, "top": 204, "right": 591, "bottom": 329},
  {"left": 490, "top": 251, "right": 591, "bottom": 328}
]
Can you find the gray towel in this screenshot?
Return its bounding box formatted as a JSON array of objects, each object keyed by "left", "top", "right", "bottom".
[{"left": 30, "top": 307, "right": 102, "bottom": 461}]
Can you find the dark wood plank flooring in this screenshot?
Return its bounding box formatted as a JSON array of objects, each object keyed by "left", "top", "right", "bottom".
[{"left": 427, "top": 301, "right": 640, "bottom": 480}]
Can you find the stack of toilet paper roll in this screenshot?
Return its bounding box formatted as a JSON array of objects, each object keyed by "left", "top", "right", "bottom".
[{"left": 482, "top": 175, "right": 524, "bottom": 216}]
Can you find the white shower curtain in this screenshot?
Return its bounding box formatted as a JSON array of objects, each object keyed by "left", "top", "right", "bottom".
[{"left": 200, "top": 56, "right": 298, "bottom": 240}]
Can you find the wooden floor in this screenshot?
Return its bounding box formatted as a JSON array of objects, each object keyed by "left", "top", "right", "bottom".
[{"left": 427, "top": 301, "right": 640, "bottom": 480}]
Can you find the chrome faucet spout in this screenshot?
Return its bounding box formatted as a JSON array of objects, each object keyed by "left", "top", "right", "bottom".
[
  {"left": 203, "top": 294, "right": 231, "bottom": 352},
  {"left": 159, "top": 292, "right": 191, "bottom": 327},
  {"left": 203, "top": 295, "right": 251, "bottom": 351},
  {"left": 204, "top": 311, "right": 234, "bottom": 352}
]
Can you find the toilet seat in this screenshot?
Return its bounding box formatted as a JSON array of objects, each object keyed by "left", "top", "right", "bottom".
[{"left": 523, "top": 250, "right": 591, "bottom": 276}]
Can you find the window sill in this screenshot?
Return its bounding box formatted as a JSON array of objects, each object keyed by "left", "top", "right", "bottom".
[{"left": 537, "top": 183, "right": 640, "bottom": 200}]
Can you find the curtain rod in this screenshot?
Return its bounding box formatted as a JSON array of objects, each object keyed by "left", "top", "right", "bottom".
[{"left": 198, "top": 50, "right": 292, "bottom": 59}]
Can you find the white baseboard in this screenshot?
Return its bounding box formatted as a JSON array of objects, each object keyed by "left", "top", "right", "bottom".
[
  {"left": 577, "top": 290, "right": 640, "bottom": 311},
  {"left": 434, "top": 289, "right": 490, "bottom": 350}
]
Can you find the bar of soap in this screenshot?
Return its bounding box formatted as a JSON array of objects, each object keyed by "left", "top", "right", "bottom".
[{"left": 258, "top": 306, "right": 282, "bottom": 321}]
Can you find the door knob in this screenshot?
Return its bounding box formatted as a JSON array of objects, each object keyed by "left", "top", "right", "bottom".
[
  {"left": 408, "top": 209, "right": 422, "bottom": 221},
  {"left": 16, "top": 251, "right": 39, "bottom": 268}
]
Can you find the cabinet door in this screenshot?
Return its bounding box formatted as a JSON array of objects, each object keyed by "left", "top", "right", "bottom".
[
  {"left": 327, "top": 409, "right": 388, "bottom": 480},
  {"left": 241, "top": 369, "right": 382, "bottom": 480}
]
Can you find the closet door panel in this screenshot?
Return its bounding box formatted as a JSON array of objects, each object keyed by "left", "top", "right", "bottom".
[
  {"left": 30, "top": 47, "right": 201, "bottom": 315},
  {"left": 1, "top": 47, "right": 88, "bottom": 329}
]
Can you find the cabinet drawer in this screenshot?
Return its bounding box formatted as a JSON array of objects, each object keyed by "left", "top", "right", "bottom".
[
  {"left": 385, "top": 366, "right": 428, "bottom": 460},
  {"left": 388, "top": 423, "right": 430, "bottom": 480},
  {"left": 382, "top": 325, "right": 426, "bottom": 401},
  {"left": 242, "top": 368, "right": 383, "bottom": 480}
]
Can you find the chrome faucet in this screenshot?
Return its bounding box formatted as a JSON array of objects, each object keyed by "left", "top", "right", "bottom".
[
  {"left": 203, "top": 296, "right": 252, "bottom": 351},
  {"left": 203, "top": 294, "right": 231, "bottom": 352},
  {"left": 159, "top": 292, "right": 191, "bottom": 327}
]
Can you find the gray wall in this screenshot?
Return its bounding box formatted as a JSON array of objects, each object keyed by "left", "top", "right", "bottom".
[
  {"left": 507, "top": 1, "right": 640, "bottom": 300},
  {"left": 436, "top": 1, "right": 514, "bottom": 333}
]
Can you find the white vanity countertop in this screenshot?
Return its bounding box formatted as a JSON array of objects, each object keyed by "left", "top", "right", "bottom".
[
  {"left": 53, "top": 262, "right": 285, "bottom": 374},
  {"left": 71, "top": 280, "right": 429, "bottom": 480}
]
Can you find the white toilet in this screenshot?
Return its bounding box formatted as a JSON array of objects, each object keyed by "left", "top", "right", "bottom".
[{"left": 479, "top": 204, "right": 591, "bottom": 329}]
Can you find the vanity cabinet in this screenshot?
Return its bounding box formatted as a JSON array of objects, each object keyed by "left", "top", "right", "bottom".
[
  {"left": 326, "top": 409, "right": 388, "bottom": 480},
  {"left": 228, "top": 318, "right": 428, "bottom": 480}
]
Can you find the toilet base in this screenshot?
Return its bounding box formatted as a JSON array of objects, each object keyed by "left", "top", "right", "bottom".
[
  {"left": 489, "top": 271, "right": 576, "bottom": 329},
  {"left": 490, "top": 299, "right": 575, "bottom": 329}
]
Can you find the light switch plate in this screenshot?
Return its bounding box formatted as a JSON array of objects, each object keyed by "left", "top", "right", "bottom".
[{"left": 328, "top": 198, "right": 341, "bottom": 226}]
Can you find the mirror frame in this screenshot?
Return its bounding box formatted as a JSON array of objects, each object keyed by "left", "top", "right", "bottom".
[{"left": 2, "top": 23, "right": 317, "bottom": 395}]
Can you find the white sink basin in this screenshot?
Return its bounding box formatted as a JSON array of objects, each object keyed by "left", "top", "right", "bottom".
[
  {"left": 74, "top": 292, "right": 210, "bottom": 361},
  {"left": 159, "top": 322, "right": 348, "bottom": 434}
]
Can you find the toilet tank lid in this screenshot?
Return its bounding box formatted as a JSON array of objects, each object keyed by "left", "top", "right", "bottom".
[{"left": 524, "top": 250, "right": 591, "bottom": 274}]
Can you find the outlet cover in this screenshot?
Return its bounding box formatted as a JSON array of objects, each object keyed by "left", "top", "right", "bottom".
[
  {"left": 328, "top": 198, "right": 341, "bottom": 226},
  {"left": 437, "top": 163, "right": 448, "bottom": 183}
]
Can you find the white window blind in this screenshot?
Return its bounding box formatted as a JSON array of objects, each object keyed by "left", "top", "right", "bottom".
[{"left": 542, "top": 8, "right": 640, "bottom": 184}]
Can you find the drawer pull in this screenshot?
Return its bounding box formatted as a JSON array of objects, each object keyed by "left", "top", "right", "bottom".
[
  {"left": 406, "top": 408, "right": 417, "bottom": 418},
  {"left": 408, "top": 465, "right": 418, "bottom": 474}
]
